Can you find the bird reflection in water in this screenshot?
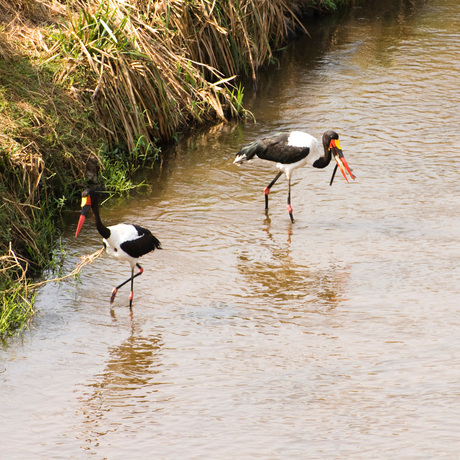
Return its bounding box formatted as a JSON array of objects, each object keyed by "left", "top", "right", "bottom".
[
  {"left": 237, "top": 220, "right": 350, "bottom": 315},
  {"left": 75, "top": 328, "right": 164, "bottom": 451}
]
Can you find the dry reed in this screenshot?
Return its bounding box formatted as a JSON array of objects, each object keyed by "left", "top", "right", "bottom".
[
  {"left": 51, "top": 0, "right": 306, "bottom": 151},
  {"left": 30, "top": 247, "right": 105, "bottom": 289}
]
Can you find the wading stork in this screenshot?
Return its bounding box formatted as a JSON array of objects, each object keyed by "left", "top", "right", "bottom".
[
  {"left": 233, "top": 130, "right": 355, "bottom": 223},
  {"left": 75, "top": 189, "right": 162, "bottom": 310}
]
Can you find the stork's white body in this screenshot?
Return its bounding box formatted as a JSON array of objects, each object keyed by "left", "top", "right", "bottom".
[
  {"left": 103, "top": 224, "right": 144, "bottom": 269},
  {"left": 272, "top": 131, "right": 323, "bottom": 179}
]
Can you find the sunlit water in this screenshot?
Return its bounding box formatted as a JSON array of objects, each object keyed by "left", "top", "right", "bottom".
[{"left": 2, "top": 0, "right": 460, "bottom": 457}]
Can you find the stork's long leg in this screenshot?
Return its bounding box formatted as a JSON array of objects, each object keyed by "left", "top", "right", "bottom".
[
  {"left": 129, "top": 269, "right": 135, "bottom": 310},
  {"left": 264, "top": 171, "right": 283, "bottom": 210},
  {"left": 287, "top": 177, "right": 295, "bottom": 223},
  {"left": 110, "top": 263, "right": 144, "bottom": 307}
]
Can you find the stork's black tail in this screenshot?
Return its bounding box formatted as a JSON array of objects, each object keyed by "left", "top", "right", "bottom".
[
  {"left": 151, "top": 234, "right": 162, "bottom": 250},
  {"left": 233, "top": 139, "right": 267, "bottom": 164}
]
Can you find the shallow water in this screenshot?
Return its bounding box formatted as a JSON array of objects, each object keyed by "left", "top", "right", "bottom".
[{"left": 2, "top": 0, "right": 460, "bottom": 457}]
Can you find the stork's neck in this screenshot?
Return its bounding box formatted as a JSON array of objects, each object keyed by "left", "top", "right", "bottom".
[
  {"left": 312, "top": 143, "right": 332, "bottom": 169},
  {"left": 91, "top": 197, "right": 111, "bottom": 239}
]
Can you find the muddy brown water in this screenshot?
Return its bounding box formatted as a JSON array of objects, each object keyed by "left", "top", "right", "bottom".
[{"left": 2, "top": 0, "right": 460, "bottom": 457}]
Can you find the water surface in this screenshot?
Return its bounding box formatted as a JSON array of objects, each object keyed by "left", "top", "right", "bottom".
[{"left": 2, "top": 0, "right": 460, "bottom": 457}]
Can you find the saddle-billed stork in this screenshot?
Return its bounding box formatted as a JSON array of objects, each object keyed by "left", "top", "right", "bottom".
[
  {"left": 75, "top": 189, "right": 162, "bottom": 310},
  {"left": 233, "top": 130, "right": 355, "bottom": 223}
]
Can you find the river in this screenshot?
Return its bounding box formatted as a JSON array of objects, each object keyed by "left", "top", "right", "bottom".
[{"left": 2, "top": 0, "right": 460, "bottom": 457}]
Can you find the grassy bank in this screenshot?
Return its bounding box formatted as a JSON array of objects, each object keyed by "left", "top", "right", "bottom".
[{"left": 0, "top": 0, "right": 352, "bottom": 336}]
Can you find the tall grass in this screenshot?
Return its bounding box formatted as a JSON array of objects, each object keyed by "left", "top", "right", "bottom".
[
  {"left": 47, "top": 0, "right": 311, "bottom": 154},
  {"left": 49, "top": 1, "right": 250, "bottom": 155},
  {"left": 146, "top": 0, "right": 305, "bottom": 88}
]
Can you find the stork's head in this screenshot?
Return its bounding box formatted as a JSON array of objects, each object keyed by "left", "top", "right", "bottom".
[
  {"left": 322, "top": 130, "right": 356, "bottom": 186},
  {"left": 75, "top": 189, "right": 94, "bottom": 237}
]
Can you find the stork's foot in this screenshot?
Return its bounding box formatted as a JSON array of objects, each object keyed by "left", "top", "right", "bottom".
[
  {"left": 264, "top": 187, "right": 270, "bottom": 210},
  {"left": 287, "top": 204, "right": 295, "bottom": 223}
]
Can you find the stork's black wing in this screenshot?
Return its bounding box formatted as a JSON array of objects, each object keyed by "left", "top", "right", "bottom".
[
  {"left": 257, "top": 133, "right": 310, "bottom": 164},
  {"left": 120, "top": 225, "right": 162, "bottom": 258}
]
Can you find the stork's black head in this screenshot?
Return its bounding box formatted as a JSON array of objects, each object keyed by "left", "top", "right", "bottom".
[
  {"left": 82, "top": 188, "right": 101, "bottom": 200},
  {"left": 82, "top": 188, "right": 92, "bottom": 199},
  {"left": 322, "top": 130, "right": 339, "bottom": 151}
]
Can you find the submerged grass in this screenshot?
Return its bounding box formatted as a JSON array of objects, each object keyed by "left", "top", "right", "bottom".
[
  {"left": 0, "top": 246, "right": 36, "bottom": 336},
  {"left": 1, "top": 0, "right": 353, "bottom": 335}
]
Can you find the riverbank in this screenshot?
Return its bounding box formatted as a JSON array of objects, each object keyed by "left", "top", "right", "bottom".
[{"left": 0, "top": 0, "right": 352, "bottom": 335}]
